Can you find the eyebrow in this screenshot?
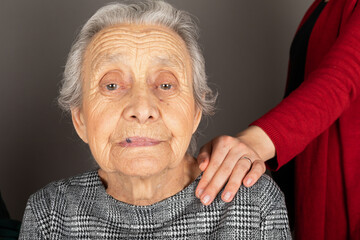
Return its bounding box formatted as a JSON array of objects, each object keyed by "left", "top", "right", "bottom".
[
  {"left": 92, "top": 52, "right": 185, "bottom": 71},
  {"left": 149, "top": 54, "right": 185, "bottom": 70},
  {"left": 92, "top": 53, "right": 129, "bottom": 70}
]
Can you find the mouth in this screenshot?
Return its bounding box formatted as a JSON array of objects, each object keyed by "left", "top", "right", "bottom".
[{"left": 118, "top": 137, "right": 162, "bottom": 147}]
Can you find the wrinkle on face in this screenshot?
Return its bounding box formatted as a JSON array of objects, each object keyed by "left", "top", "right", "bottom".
[{"left": 76, "top": 24, "right": 201, "bottom": 178}]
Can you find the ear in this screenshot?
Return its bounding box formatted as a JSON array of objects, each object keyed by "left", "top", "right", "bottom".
[
  {"left": 192, "top": 106, "right": 202, "bottom": 134},
  {"left": 71, "top": 107, "right": 88, "bottom": 143}
]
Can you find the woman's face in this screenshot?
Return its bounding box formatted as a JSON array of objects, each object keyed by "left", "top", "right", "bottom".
[{"left": 72, "top": 24, "right": 202, "bottom": 177}]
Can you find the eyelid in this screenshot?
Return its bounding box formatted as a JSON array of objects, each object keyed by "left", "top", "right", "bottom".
[
  {"left": 151, "top": 71, "right": 180, "bottom": 99},
  {"left": 154, "top": 71, "right": 179, "bottom": 83},
  {"left": 157, "top": 70, "right": 178, "bottom": 78},
  {"left": 100, "top": 70, "right": 124, "bottom": 80},
  {"left": 99, "top": 70, "right": 128, "bottom": 87},
  {"left": 98, "top": 70, "right": 130, "bottom": 95}
]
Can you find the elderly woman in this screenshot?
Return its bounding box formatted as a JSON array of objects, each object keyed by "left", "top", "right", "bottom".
[{"left": 19, "top": 1, "right": 290, "bottom": 239}]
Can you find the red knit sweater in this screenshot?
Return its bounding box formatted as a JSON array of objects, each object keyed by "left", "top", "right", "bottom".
[{"left": 252, "top": 0, "right": 360, "bottom": 239}]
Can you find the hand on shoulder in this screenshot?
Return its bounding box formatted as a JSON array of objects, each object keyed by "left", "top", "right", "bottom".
[{"left": 195, "top": 126, "right": 276, "bottom": 205}]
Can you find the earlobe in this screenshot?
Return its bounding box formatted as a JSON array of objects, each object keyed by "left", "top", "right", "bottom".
[
  {"left": 71, "top": 107, "right": 88, "bottom": 143},
  {"left": 192, "top": 107, "right": 202, "bottom": 134}
]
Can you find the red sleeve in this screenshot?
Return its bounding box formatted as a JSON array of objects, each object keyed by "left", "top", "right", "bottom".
[{"left": 251, "top": 4, "right": 360, "bottom": 170}]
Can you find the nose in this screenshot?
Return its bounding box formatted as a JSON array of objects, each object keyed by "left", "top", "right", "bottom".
[{"left": 123, "top": 91, "right": 159, "bottom": 124}]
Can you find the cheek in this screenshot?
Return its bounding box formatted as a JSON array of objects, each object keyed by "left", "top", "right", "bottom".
[
  {"left": 83, "top": 99, "right": 122, "bottom": 160},
  {"left": 161, "top": 95, "right": 196, "bottom": 141}
]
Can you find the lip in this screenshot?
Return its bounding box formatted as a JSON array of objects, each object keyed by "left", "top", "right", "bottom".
[{"left": 118, "top": 137, "right": 162, "bottom": 147}]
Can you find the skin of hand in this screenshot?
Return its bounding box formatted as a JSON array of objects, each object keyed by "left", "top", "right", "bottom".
[
  {"left": 71, "top": 24, "right": 202, "bottom": 206},
  {"left": 195, "top": 126, "right": 276, "bottom": 205}
]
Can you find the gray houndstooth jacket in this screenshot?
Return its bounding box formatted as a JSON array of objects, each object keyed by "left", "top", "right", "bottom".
[{"left": 19, "top": 170, "right": 291, "bottom": 239}]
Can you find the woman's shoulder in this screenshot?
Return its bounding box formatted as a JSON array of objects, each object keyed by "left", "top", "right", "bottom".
[
  {"left": 26, "top": 170, "right": 101, "bottom": 211},
  {"left": 20, "top": 170, "right": 103, "bottom": 238},
  {"left": 246, "top": 174, "right": 284, "bottom": 197},
  {"left": 235, "top": 174, "right": 287, "bottom": 214},
  {"left": 199, "top": 174, "right": 290, "bottom": 237},
  {"left": 240, "top": 174, "right": 283, "bottom": 196},
  {"left": 231, "top": 174, "right": 290, "bottom": 235}
]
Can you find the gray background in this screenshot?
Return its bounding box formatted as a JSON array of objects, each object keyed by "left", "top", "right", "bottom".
[{"left": 0, "top": 0, "right": 313, "bottom": 221}]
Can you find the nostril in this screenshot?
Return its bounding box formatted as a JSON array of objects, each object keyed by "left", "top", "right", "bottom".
[{"left": 131, "top": 115, "right": 136, "bottom": 119}]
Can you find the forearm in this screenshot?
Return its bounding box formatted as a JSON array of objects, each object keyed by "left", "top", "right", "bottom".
[
  {"left": 236, "top": 125, "right": 276, "bottom": 161},
  {"left": 250, "top": 3, "right": 360, "bottom": 168}
]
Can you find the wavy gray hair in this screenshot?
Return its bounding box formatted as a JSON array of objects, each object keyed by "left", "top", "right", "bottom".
[{"left": 58, "top": 0, "right": 216, "bottom": 153}]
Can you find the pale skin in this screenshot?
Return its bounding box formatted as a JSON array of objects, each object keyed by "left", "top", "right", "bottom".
[
  {"left": 71, "top": 24, "right": 202, "bottom": 206},
  {"left": 195, "top": 127, "right": 275, "bottom": 205}
]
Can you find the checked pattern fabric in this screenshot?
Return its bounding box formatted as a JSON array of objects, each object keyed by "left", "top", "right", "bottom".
[{"left": 19, "top": 170, "right": 291, "bottom": 239}]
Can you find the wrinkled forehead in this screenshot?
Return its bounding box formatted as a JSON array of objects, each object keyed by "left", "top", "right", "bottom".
[{"left": 84, "top": 24, "right": 192, "bottom": 73}]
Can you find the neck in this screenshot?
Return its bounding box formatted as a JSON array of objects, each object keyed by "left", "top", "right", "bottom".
[{"left": 98, "top": 154, "right": 201, "bottom": 205}]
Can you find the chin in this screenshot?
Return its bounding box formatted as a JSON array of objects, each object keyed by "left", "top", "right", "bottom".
[{"left": 111, "top": 155, "right": 170, "bottom": 178}]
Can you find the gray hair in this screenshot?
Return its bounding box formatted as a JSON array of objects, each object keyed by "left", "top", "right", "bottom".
[{"left": 58, "top": 0, "right": 216, "bottom": 154}]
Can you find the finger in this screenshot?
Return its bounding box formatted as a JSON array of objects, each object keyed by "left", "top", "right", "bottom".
[
  {"left": 199, "top": 158, "right": 210, "bottom": 172},
  {"left": 195, "top": 136, "right": 232, "bottom": 198},
  {"left": 199, "top": 149, "right": 244, "bottom": 205},
  {"left": 242, "top": 159, "right": 266, "bottom": 187},
  {"left": 197, "top": 142, "right": 212, "bottom": 171},
  {"left": 221, "top": 157, "right": 253, "bottom": 202}
]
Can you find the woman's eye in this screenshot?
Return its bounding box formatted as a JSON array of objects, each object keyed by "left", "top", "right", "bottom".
[
  {"left": 160, "top": 83, "right": 172, "bottom": 90},
  {"left": 106, "top": 83, "right": 118, "bottom": 91}
]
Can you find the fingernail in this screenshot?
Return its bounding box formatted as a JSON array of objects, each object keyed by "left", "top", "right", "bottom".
[
  {"left": 199, "top": 163, "right": 204, "bottom": 171},
  {"left": 197, "top": 189, "right": 204, "bottom": 198},
  {"left": 223, "top": 192, "right": 231, "bottom": 201},
  {"left": 202, "top": 195, "right": 211, "bottom": 205},
  {"left": 246, "top": 178, "right": 252, "bottom": 186}
]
